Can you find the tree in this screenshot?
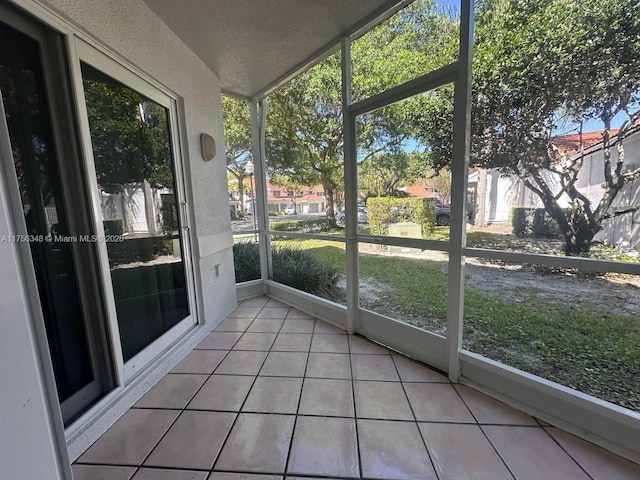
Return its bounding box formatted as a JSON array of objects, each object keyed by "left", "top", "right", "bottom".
[
  {"left": 265, "top": 0, "right": 458, "bottom": 219},
  {"left": 222, "top": 96, "right": 252, "bottom": 217},
  {"left": 468, "top": 0, "right": 640, "bottom": 254},
  {"left": 83, "top": 72, "right": 174, "bottom": 234}
]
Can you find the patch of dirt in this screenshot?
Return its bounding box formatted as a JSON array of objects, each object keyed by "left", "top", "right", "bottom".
[{"left": 464, "top": 257, "right": 640, "bottom": 317}]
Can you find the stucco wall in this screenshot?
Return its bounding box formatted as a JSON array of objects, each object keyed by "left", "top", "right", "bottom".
[{"left": 41, "top": 0, "right": 237, "bottom": 321}]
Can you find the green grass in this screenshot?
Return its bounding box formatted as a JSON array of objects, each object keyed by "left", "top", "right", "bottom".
[{"left": 269, "top": 238, "right": 640, "bottom": 411}]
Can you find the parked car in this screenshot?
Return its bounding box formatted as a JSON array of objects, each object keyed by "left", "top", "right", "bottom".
[
  {"left": 335, "top": 206, "right": 368, "bottom": 226},
  {"left": 435, "top": 200, "right": 451, "bottom": 226},
  {"left": 284, "top": 205, "right": 296, "bottom": 215}
]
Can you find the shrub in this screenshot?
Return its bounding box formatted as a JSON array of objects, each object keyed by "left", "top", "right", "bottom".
[
  {"left": 232, "top": 241, "right": 340, "bottom": 298},
  {"left": 270, "top": 218, "right": 337, "bottom": 233},
  {"left": 367, "top": 197, "right": 436, "bottom": 237},
  {"left": 233, "top": 242, "right": 261, "bottom": 282},
  {"left": 103, "top": 219, "right": 123, "bottom": 235},
  {"left": 272, "top": 245, "right": 340, "bottom": 299},
  {"left": 511, "top": 207, "right": 564, "bottom": 237}
]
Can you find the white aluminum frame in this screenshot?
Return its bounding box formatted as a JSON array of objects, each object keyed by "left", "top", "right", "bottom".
[
  {"left": 239, "top": 0, "right": 640, "bottom": 462},
  {"left": 69, "top": 38, "right": 200, "bottom": 383}
]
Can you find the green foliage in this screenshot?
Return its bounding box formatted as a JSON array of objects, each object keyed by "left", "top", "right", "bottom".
[
  {"left": 83, "top": 65, "right": 173, "bottom": 192},
  {"left": 271, "top": 245, "right": 340, "bottom": 299},
  {"left": 232, "top": 241, "right": 340, "bottom": 298},
  {"left": 232, "top": 242, "right": 261, "bottom": 283},
  {"left": 511, "top": 207, "right": 564, "bottom": 237},
  {"left": 367, "top": 197, "right": 436, "bottom": 237},
  {"left": 103, "top": 219, "right": 123, "bottom": 236},
  {"left": 270, "top": 218, "right": 337, "bottom": 233}
]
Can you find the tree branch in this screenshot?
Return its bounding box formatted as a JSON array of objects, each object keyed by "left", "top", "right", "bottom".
[{"left": 602, "top": 205, "right": 640, "bottom": 220}]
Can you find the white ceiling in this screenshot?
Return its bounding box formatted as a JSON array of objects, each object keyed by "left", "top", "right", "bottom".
[{"left": 142, "top": 0, "right": 402, "bottom": 99}]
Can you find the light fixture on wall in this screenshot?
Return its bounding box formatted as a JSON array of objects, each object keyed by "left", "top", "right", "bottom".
[{"left": 201, "top": 133, "right": 216, "bottom": 161}]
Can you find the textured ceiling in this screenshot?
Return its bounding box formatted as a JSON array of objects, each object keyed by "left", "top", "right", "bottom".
[{"left": 142, "top": 0, "right": 400, "bottom": 99}]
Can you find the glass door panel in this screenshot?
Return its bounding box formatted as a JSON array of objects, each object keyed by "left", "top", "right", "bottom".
[
  {"left": 80, "top": 64, "right": 191, "bottom": 362},
  {"left": 0, "top": 19, "right": 104, "bottom": 423}
]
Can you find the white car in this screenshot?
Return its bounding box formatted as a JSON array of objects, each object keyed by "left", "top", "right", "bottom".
[
  {"left": 335, "top": 207, "right": 368, "bottom": 226},
  {"left": 284, "top": 205, "right": 296, "bottom": 215}
]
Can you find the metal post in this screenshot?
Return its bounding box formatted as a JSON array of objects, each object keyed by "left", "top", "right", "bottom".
[{"left": 446, "top": 0, "right": 474, "bottom": 382}]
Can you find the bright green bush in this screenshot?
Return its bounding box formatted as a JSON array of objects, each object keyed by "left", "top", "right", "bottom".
[{"left": 367, "top": 197, "right": 436, "bottom": 237}]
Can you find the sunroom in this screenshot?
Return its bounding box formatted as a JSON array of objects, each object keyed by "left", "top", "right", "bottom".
[{"left": 1, "top": 0, "right": 639, "bottom": 479}]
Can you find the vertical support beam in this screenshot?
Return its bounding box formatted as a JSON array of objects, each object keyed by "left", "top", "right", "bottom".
[
  {"left": 250, "top": 100, "right": 271, "bottom": 288},
  {"left": 342, "top": 37, "right": 358, "bottom": 334},
  {"left": 446, "top": 0, "right": 474, "bottom": 381}
]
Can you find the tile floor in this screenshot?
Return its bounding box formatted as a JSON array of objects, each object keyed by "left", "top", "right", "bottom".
[{"left": 73, "top": 296, "right": 640, "bottom": 480}]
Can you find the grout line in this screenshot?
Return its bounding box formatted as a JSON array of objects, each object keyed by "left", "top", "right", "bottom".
[
  {"left": 347, "top": 330, "right": 364, "bottom": 479},
  {"left": 542, "top": 426, "right": 596, "bottom": 480},
  {"left": 282, "top": 309, "right": 314, "bottom": 478},
  {"left": 391, "top": 351, "right": 441, "bottom": 480},
  {"left": 210, "top": 304, "right": 291, "bottom": 474},
  {"left": 451, "top": 383, "right": 517, "bottom": 480}
]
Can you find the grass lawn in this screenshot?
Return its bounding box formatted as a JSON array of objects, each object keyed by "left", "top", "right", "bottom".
[{"left": 271, "top": 237, "right": 640, "bottom": 411}]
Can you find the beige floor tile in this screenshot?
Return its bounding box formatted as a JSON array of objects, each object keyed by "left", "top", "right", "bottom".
[
  {"left": 246, "top": 318, "right": 284, "bottom": 333},
  {"left": 145, "top": 411, "right": 236, "bottom": 470},
  {"left": 392, "top": 355, "right": 449, "bottom": 382},
  {"left": 349, "top": 335, "right": 389, "bottom": 354},
  {"left": 351, "top": 354, "right": 399, "bottom": 381},
  {"left": 265, "top": 299, "right": 290, "bottom": 308},
  {"left": 135, "top": 374, "right": 207, "bottom": 409},
  {"left": 288, "top": 416, "right": 359, "bottom": 478},
  {"left": 280, "top": 318, "right": 315, "bottom": 333},
  {"left": 233, "top": 332, "right": 277, "bottom": 351},
  {"left": 419, "top": 423, "right": 512, "bottom": 480},
  {"left": 257, "top": 307, "right": 289, "bottom": 319},
  {"left": 358, "top": 419, "right": 437, "bottom": 479},
  {"left": 71, "top": 465, "right": 135, "bottom": 480},
  {"left": 214, "top": 317, "right": 254, "bottom": 332},
  {"left": 404, "top": 383, "right": 475, "bottom": 423},
  {"left": 215, "top": 413, "right": 295, "bottom": 473},
  {"left": 228, "top": 307, "right": 262, "bottom": 318},
  {"left": 313, "top": 321, "right": 345, "bottom": 334},
  {"left": 305, "top": 353, "right": 351, "bottom": 379},
  {"left": 271, "top": 333, "right": 312, "bottom": 351},
  {"left": 298, "top": 378, "right": 354, "bottom": 417},
  {"left": 241, "top": 296, "right": 270, "bottom": 307},
  {"left": 259, "top": 351, "right": 308, "bottom": 377},
  {"left": 310, "top": 334, "right": 349, "bottom": 353},
  {"left": 454, "top": 384, "right": 537, "bottom": 425},
  {"left": 78, "top": 409, "right": 179, "bottom": 465},
  {"left": 286, "top": 308, "right": 314, "bottom": 319},
  {"left": 187, "top": 375, "right": 254, "bottom": 411},
  {"left": 545, "top": 427, "right": 640, "bottom": 480},
  {"left": 133, "top": 468, "right": 209, "bottom": 480},
  {"left": 196, "top": 332, "right": 243, "bottom": 350},
  {"left": 483, "top": 426, "right": 590, "bottom": 479},
  {"left": 354, "top": 381, "right": 414, "bottom": 420},
  {"left": 242, "top": 376, "right": 303, "bottom": 414},
  {"left": 170, "top": 350, "right": 227, "bottom": 374},
  {"left": 215, "top": 351, "right": 269, "bottom": 375},
  {"left": 208, "top": 474, "right": 282, "bottom": 480}
]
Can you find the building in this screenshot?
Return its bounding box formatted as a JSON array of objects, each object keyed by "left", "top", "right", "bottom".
[
  {"left": 469, "top": 128, "right": 640, "bottom": 248},
  {"left": 1, "top": 1, "right": 638, "bottom": 479}
]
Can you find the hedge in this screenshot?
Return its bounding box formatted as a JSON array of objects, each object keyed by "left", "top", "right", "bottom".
[
  {"left": 270, "top": 218, "right": 337, "bottom": 233},
  {"left": 511, "top": 207, "right": 564, "bottom": 237},
  {"left": 367, "top": 197, "right": 436, "bottom": 237}
]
